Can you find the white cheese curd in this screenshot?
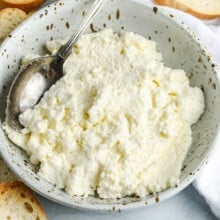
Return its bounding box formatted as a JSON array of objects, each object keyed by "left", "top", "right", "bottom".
[{"left": 4, "top": 29, "right": 205, "bottom": 198}]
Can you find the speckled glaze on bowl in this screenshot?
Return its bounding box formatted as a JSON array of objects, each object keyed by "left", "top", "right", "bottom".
[{"left": 0, "top": 0, "right": 219, "bottom": 212}]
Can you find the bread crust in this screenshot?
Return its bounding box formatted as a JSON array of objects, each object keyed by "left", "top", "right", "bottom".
[
  {"left": 0, "top": 181, "right": 48, "bottom": 220},
  {"left": 0, "top": 0, "right": 45, "bottom": 12},
  {"left": 0, "top": 7, "right": 27, "bottom": 42},
  {"left": 154, "top": 0, "right": 220, "bottom": 19}
]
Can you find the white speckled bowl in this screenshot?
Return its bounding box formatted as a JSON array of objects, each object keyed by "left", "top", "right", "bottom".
[{"left": 0, "top": 0, "right": 219, "bottom": 212}]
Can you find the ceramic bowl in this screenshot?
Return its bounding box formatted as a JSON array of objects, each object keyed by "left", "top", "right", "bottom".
[{"left": 0, "top": 0, "right": 219, "bottom": 211}]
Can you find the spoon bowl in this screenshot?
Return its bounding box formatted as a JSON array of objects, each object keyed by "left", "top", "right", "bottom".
[{"left": 6, "top": 55, "right": 62, "bottom": 130}]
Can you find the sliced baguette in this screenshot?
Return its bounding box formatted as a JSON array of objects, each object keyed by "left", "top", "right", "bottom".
[
  {"left": 154, "top": 0, "right": 220, "bottom": 19},
  {"left": 0, "top": 0, "right": 45, "bottom": 12},
  {"left": 0, "top": 8, "right": 27, "bottom": 42},
  {"left": 0, "top": 181, "right": 48, "bottom": 220},
  {"left": 0, "top": 2, "right": 4, "bottom": 9}
]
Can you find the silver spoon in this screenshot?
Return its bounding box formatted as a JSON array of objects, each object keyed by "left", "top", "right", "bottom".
[{"left": 6, "top": 0, "right": 106, "bottom": 130}]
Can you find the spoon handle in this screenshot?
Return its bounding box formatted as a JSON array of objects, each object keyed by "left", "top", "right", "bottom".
[{"left": 57, "top": 0, "right": 106, "bottom": 60}]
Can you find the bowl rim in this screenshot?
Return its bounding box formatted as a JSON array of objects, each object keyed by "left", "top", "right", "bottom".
[{"left": 0, "top": 0, "right": 220, "bottom": 212}]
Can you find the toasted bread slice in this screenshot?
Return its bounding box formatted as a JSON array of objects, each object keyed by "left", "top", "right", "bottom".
[
  {"left": 0, "top": 8, "right": 27, "bottom": 42},
  {"left": 0, "top": 2, "right": 4, "bottom": 9},
  {"left": 0, "top": 181, "right": 48, "bottom": 220},
  {"left": 154, "top": 0, "right": 220, "bottom": 19},
  {"left": 0, "top": 0, "right": 45, "bottom": 12}
]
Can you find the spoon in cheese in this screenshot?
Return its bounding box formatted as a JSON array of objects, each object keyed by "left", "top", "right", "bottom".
[{"left": 6, "top": 0, "right": 106, "bottom": 130}]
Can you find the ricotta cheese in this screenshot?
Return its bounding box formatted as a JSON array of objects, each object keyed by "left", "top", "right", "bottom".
[{"left": 4, "top": 29, "right": 205, "bottom": 198}]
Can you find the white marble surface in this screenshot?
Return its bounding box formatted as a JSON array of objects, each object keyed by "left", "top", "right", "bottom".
[{"left": 37, "top": 185, "right": 218, "bottom": 220}]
